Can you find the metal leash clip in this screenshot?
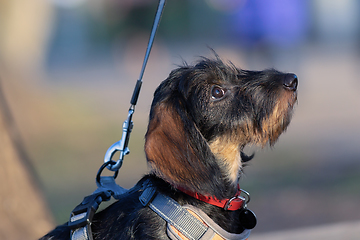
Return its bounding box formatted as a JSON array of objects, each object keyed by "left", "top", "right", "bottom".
[{"left": 103, "top": 107, "right": 134, "bottom": 172}]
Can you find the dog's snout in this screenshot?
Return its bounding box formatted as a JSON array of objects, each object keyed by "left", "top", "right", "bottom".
[{"left": 283, "top": 74, "right": 298, "bottom": 91}]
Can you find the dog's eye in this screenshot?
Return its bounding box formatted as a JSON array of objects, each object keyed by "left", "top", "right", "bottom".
[{"left": 211, "top": 86, "right": 226, "bottom": 100}]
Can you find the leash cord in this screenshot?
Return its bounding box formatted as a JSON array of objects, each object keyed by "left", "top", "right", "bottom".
[{"left": 102, "top": 0, "right": 166, "bottom": 173}]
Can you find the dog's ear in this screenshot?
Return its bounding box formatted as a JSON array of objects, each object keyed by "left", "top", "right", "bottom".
[{"left": 145, "top": 80, "right": 230, "bottom": 199}]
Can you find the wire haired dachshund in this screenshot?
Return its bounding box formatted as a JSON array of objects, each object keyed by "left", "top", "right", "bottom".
[{"left": 40, "top": 54, "right": 298, "bottom": 240}]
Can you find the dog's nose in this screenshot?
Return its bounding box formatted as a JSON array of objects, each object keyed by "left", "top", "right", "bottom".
[{"left": 283, "top": 74, "right": 298, "bottom": 91}]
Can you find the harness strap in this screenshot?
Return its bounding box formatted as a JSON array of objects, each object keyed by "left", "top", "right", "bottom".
[
  {"left": 140, "top": 186, "right": 207, "bottom": 240},
  {"left": 177, "top": 206, "right": 251, "bottom": 240},
  {"left": 69, "top": 176, "right": 144, "bottom": 240},
  {"left": 69, "top": 191, "right": 111, "bottom": 240},
  {"left": 139, "top": 186, "right": 251, "bottom": 240},
  {"left": 71, "top": 224, "right": 92, "bottom": 240}
]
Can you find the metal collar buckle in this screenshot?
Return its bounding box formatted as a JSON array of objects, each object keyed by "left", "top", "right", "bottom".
[{"left": 224, "top": 189, "right": 250, "bottom": 211}]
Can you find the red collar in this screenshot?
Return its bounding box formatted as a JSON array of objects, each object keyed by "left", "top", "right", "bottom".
[{"left": 177, "top": 186, "right": 245, "bottom": 211}]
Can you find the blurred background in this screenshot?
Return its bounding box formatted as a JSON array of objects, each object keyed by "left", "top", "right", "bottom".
[{"left": 0, "top": 0, "right": 359, "bottom": 239}]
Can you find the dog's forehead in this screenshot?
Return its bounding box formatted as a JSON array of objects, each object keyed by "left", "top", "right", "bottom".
[
  {"left": 192, "top": 60, "right": 277, "bottom": 85},
  {"left": 192, "top": 60, "right": 240, "bottom": 85},
  {"left": 177, "top": 59, "right": 286, "bottom": 98}
]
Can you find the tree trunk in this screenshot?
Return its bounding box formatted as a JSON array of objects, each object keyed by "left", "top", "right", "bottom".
[
  {"left": 0, "top": 81, "right": 54, "bottom": 240},
  {"left": 0, "top": 0, "right": 56, "bottom": 238}
]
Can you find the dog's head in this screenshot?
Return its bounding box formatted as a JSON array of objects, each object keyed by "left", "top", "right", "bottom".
[{"left": 145, "top": 56, "right": 297, "bottom": 199}]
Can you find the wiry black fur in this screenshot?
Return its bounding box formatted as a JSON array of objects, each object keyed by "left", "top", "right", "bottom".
[{"left": 40, "top": 55, "right": 297, "bottom": 240}]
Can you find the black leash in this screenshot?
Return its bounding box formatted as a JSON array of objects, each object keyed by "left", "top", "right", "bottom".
[
  {"left": 68, "top": 1, "right": 166, "bottom": 240},
  {"left": 103, "top": 0, "right": 166, "bottom": 172}
]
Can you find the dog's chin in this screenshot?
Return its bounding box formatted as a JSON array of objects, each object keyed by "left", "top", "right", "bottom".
[{"left": 229, "top": 151, "right": 254, "bottom": 185}]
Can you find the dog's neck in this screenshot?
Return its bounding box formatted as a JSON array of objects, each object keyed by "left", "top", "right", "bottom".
[{"left": 209, "top": 138, "right": 244, "bottom": 186}]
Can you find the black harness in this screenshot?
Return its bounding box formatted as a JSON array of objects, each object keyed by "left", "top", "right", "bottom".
[{"left": 68, "top": 175, "right": 254, "bottom": 240}]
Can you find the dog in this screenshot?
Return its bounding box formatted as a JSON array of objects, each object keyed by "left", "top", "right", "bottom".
[{"left": 40, "top": 55, "right": 297, "bottom": 240}]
